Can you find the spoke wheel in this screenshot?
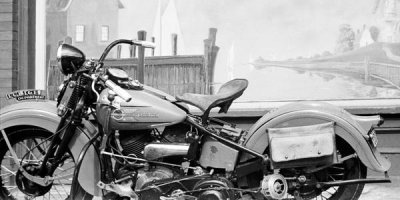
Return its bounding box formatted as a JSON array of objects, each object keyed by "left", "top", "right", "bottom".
[
  {"left": 283, "top": 138, "right": 367, "bottom": 200},
  {"left": 245, "top": 137, "right": 367, "bottom": 200},
  {"left": 0, "top": 127, "right": 92, "bottom": 200}
]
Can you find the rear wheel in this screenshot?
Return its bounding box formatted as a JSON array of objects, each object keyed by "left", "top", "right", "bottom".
[
  {"left": 0, "top": 127, "right": 92, "bottom": 200},
  {"left": 245, "top": 138, "right": 367, "bottom": 200},
  {"left": 285, "top": 138, "right": 367, "bottom": 200}
]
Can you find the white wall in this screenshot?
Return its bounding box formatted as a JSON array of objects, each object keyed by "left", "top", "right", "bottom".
[{"left": 35, "top": 0, "right": 46, "bottom": 90}]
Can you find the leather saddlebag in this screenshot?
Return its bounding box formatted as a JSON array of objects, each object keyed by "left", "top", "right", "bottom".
[{"left": 268, "top": 122, "right": 336, "bottom": 169}]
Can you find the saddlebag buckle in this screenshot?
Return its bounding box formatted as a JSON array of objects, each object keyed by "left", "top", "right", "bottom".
[{"left": 268, "top": 122, "right": 336, "bottom": 169}]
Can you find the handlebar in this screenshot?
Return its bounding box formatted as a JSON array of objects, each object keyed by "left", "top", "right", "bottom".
[
  {"left": 98, "top": 39, "right": 155, "bottom": 63},
  {"left": 93, "top": 39, "right": 156, "bottom": 102},
  {"left": 85, "top": 73, "right": 132, "bottom": 102},
  {"left": 131, "top": 40, "right": 156, "bottom": 48}
]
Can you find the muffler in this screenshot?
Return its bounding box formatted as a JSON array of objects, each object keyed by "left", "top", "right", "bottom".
[{"left": 143, "top": 143, "right": 189, "bottom": 160}]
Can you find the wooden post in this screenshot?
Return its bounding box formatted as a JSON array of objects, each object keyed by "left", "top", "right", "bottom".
[
  {"left": 64, "top": 36, "right": 72, "bottom": 45},
  {"left": 203, "top": 28, "right": 218, "bottom": 94},
  {"left": 171, "top": 33, "right": 178, "bottom": 56},
  {"left": 203, "top": 39, "right": 212, "bottom": 94},
  {"left": 151, "top": 37, "right": 155, "bottom": 56},
  {"left": 208, "top": 28, "right": 217, "bottom": 46},
  {"left": 130, "top": 45, "right": 136, "bottom": 58},
  {"left": 209, "top": 46, "right": 219, "bottom": 94},
  {"left": 116, "top": 45, "right": 122, "bottom": 59},
  {"left": 137, "top": 30, "right": 146, "bottom": 83},
  {"left": 364, "top": 56, "right": 369, "bottom": 82}
]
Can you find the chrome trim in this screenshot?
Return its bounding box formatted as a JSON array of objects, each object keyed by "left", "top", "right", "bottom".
[{"left": 143, "top": 143, "right": 189, "bottom": 160}]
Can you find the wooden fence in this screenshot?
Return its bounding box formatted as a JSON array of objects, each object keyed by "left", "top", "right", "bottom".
[
  {"left": 47, "top": 55, "right": 209, "bottom": 100},
  {"left": 47, "top": 28, "right": 219, "bottom": 100}
]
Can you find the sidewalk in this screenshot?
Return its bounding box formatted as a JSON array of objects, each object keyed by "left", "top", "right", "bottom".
[{"left": 360, "top": 176, "right": 400, "bottom": 200}]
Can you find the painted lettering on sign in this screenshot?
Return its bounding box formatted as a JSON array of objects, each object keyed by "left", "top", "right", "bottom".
[{"left": 6, "top": 90, "right": 46, "bottom": 101}]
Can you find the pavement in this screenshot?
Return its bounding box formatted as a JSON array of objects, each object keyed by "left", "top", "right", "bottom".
[
  {"left": 359, "top": 176, "right": 400, "bottom": 200},
  {"left": 29, "top": 176, "right": 400, "bottom": 200},
  {"left": 92, "top": 178, "right": 400, "bottom": 200}
]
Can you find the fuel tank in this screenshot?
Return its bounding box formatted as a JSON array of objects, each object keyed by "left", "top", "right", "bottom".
[{"left": 96, "top": 87, "right": 186, "bottom": 130}]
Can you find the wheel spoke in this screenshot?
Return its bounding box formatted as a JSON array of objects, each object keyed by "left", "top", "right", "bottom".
[
  {"left": 52, "top": 184, "right": 65, "bottom": 199},
  {"left": 0, "top": 131, "right": 76, "bottom": 200},
  {"left": 1, "top": 165, "right": 16, "bottom": 175},
  {"left": 0, "top": 172, "right": 13, "bottom": 178},
  {"left": 20, "top": 142, "right": 40, "bottom": 161},
  {"left": 33, "top": 139, "right": 48, "bottom": 155},
  {"left": 57, "top": 179, "right": 69, "bottom": 195}
]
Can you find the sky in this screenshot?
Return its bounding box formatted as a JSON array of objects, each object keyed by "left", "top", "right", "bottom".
[{"left": 118, "top": 0, "right": 381, "bottom": 82}]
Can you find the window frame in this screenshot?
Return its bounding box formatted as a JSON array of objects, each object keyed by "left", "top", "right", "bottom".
[
  {"left": 100, "top": 25, "right": 109, "bottom": 42},
  {"left": 75, "top": 25, "right": 85, "bottom": 42}
]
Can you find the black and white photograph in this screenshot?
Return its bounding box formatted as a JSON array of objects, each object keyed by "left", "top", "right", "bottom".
[{"left": 0, "top": 0, "right": 399, "bottom": 199}]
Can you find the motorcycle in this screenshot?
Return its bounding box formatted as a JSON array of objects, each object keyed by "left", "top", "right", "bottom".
[{"left": 0, "top": 39, "right": 391, "bottom": 200}]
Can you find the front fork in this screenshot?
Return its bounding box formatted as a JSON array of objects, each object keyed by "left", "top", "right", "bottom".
[
  {"left": 38, "top": 91, "right": 87, "bottom": 176},
  {"left": 0, "top": 112, "right": 81, "bottom": 187},
  {"left": 37, "top": 115, "right": 80, "bottom": 176}
]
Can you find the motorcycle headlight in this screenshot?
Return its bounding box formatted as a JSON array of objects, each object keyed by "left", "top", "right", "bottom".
[{"left": 56, "top": 44, "right": 86, "bottom": 75}]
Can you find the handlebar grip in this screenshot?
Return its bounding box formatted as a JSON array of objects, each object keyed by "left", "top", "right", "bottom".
[
  {"left": 131, "top": 40, "right": 156, "bottom": 48},
  {"left": 104, "top": 80, "right": 132, "bottom": 102}
]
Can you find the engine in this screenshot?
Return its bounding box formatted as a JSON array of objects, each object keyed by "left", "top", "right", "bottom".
[
  {"left": 137, "top": 174, "right": 235, "bottom": 200},
  {"left": 115, "top": 125, "right": 238, "bottom": 199},
  {"left": 119, "top": 130, "right": 152, "bottom": 158},
  {"left": 134, "top": 166, "right": 175, "bottom": 190}
]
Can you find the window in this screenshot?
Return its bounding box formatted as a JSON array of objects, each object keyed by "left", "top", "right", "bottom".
[
  {"left": 101, "top": 25, "right": 109, "bottom": 41},
  {"left": 75, "top": 25, "right": 85, "bottom": 42}
]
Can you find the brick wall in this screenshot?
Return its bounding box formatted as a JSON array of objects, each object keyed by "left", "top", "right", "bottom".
[{"left": 0, "top": 0, "right": 17, "bottom": 106}]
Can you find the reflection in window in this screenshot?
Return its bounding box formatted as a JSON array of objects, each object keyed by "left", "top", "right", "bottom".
[
  {"left": 101, "top": 25, "right": 109, "bottom": 41},
  {"left": 75, "top": 25, "right": 85, "bottom": 42}
]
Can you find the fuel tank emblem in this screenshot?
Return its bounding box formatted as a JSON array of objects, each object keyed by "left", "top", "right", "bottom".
[
  {"left": 111, "top": 109, "right": 125, "bottom": 120},
  {"left": 111, "top": 108, "right": 159, "bottom": 121}
]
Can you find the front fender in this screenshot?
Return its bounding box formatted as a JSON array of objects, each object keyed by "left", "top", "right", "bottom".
[
  {"left": 242, "top": 101, "right": 390, "bottom": 172},
  {"left": 0, "top": 101, "right": 102, "bottom": 196}
]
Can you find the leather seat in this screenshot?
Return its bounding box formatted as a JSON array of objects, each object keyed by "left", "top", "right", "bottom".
[{"left": 176, "top": 79, "right": 248, "bottom": 116}]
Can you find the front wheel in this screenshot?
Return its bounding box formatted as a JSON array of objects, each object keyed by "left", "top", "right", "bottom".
[{"left": 0, "top": 127, "right": 92, "bottom": 200}]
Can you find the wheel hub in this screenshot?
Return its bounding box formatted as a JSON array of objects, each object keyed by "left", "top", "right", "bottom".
[
  {"left": 260, "top": 174, "right": 288, "bottom": 199},
  {"left": 15, "top": 163, "right": 53, "bottom": 196}
]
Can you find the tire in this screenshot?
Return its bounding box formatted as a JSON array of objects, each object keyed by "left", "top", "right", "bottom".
[
  {"left": 305, "top": 138, "right": 367, "bottom": 200},
  {"left": 244, "top": 137, "right": 367, "bottom": 200},
  {"left": 0, "top": 127, "right": 93, "bottom": 200},
  {"left": 285, "top": 137, "right": 367, "bottom": 200}
]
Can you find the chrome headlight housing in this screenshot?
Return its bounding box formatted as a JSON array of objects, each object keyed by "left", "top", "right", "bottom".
[{"left": 56, "top": 44, "right": 86, "bottom": 75}]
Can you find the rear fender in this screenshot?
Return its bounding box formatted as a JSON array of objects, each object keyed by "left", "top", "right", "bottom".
[
  {"left": 242, "top": 101, "right": 390, "bottom": 172},
  {"left": 0, "top": 101, "right": 102, "bottom": 196}
]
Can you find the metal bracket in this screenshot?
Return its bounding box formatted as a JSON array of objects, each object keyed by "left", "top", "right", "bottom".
[
  {"left": 97, "top": 181, "right": 138, "bottom": 199},
  {"left": 20, "top": 168, "right": 53, "bottom": 186}
]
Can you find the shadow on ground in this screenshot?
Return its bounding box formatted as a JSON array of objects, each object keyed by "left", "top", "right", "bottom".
[{"left": 360, "top": 176, "right": 400, "bottom": 200}]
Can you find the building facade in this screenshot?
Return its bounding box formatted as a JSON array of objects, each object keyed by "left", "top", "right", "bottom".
[
  {"left": 0, "top": 0, "right": 122, "bottom": 105},
  {"left": 0, "top": 0, "right": 35, "bottom": 101}
]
